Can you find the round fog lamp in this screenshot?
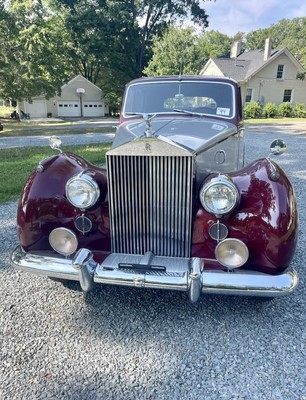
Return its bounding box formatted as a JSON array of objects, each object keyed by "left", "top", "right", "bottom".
[
  {"left": 49, "top": 228, "right": 78, "bottom": 256},
  {"left": 215, "top": 238, "right": 249, "bottom": 269}
]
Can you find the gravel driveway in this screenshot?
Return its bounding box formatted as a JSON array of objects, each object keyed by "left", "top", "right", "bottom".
[{"left": 0, "top": 124, "right": 305, "bottom": 400}]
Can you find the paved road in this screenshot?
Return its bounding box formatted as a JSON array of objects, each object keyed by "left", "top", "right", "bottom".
[
  {"left": 0, "top": 118, "right": 118, "bottom": 149},
  {"left": 0, "top": 132, "right": 116, "bottom": 149},
  {"left": 0, "top": 123, "right": 305, "bottom": 399}
]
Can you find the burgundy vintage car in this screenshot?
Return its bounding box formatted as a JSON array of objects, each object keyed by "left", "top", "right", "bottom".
[{"left": 11, "top": 76, "right": 299, "bottom": 301}]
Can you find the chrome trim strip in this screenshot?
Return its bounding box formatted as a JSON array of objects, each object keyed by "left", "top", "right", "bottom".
[
  {"left": 122, "top": 80, "right": 236, "bottom": 120},
  {"left": 11, "top": 246, "right": 299, "bottom": 299}
]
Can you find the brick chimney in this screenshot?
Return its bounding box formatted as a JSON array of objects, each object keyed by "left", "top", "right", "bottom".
[
  {"left": 264, "top": 38, "right": 272, "bottom": 61},
  {"left": 230, "top": 41, "right": 241, "bottom": 59}
]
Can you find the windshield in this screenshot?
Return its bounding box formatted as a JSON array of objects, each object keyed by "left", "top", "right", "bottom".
[{"left": 123, "top": 81, "right": 235, "bottom": 119}]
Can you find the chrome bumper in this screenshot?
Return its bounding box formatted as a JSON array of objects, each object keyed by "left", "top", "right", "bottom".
[{"left": 11, "top": 246, "right": 299, "bottom": 302}]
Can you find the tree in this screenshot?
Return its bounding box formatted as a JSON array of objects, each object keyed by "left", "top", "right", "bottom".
[
  {"left": 144, "top": 26, "right": 200, "bottom": 76},
  {"left": 50, "top": 0, "right": 210, "bottom": 75},
  {"left": 130, "top": 0, "right": 210, "bottom": 74},
  {"left": 1, "top": 0, "right": 211, "bottom": 108},
  {"left": 244, "top": 17, "right": 306, "bottom": 68},
  {"left": 48, "top": 0, "right": 211, "bottom": 108},
  {"left": 196, "top": 30, "right": 231, "bottom": 65},
  {"left": 144, "top": 28, "right": 231, "bottom": 77},
  {"left": 0, "top": 0, "right": 71, "bottom": 100}
]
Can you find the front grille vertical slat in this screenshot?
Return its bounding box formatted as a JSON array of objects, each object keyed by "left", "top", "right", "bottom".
[
  {"left": 166, "top": 157, "right": 172, "bottom": 256},
  {"left": 107, "top": 152, "right": 193, "bottom": 258}
]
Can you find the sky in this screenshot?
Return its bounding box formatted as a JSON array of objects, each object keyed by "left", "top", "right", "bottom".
[{"left": 201, "top": 0, "right": 306, "bottom": 36}]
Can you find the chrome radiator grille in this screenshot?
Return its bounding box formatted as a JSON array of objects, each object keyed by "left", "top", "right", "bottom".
[{"left": 107, "top": 153, "right": 194, "bottom": 258}]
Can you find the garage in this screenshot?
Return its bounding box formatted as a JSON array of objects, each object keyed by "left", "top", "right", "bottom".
[
  {"left": 83, "top": 101, "right": 104, "bottom": 117},
  {"left": 21, "top": 76, "right": 108, "bottom": 118},
  {"left": 57, "top": 101, "right": 80, "bottom": 117},
  {"left": 24, "top": 100, "right": 47, "bottom": 118}
]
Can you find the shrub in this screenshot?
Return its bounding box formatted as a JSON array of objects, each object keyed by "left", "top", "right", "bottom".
[
  {"left": 278, "top": 102, "right": 293, "bottom": 117},
  {"left": 263, "top": 102, "right": 278, "bottom": 118},
  {"left": 243, "top": 101, "right": 262, "bottom": 119},
  {"left": 293, "top": 103, "right": 306, "bottom": 118}
]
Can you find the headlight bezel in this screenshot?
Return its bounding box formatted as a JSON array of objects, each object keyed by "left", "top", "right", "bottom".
[
  {"left": 200, "top": 175, "right": 239, "bottom": 216},
  {"left": 66, "top": 173, "right": 100, "bottom": 210}
]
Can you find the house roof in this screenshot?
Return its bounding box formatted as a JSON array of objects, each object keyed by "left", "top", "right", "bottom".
[
  {"left": 201, "top": 47, "right": 305, "bottom": 83},
  {"left": 61, "top": 74, "right": 102, "bottom": 92}
]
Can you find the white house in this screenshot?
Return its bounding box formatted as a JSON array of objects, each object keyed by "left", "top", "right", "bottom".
[
  {"left": 19, "top": 75, "right": 109, "bottom": 118},
  {"left": 200, "top": 38, "right": 306, "bottom": 107}
]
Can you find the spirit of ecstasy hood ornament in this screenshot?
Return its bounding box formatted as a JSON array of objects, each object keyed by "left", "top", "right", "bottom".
[{"left": 143, "top": 113, "right": 156, "bottom": 138}]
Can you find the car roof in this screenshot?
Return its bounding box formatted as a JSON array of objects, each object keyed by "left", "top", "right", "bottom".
[{"left": 126, "top": 75, "right": 239, "bottom": 87}]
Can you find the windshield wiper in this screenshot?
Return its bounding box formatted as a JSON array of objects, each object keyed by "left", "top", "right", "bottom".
[{"left": 173, "top": 108, "right": 205, "bottom": 117}]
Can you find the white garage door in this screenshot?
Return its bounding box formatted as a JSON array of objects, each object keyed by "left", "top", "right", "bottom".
[
  {"left": 25, "top": 101, "right": 47, "bottom": 118},
  {"left": 57, "top": 101, "right": 80, "bottom": 117},
  {"left": 83, "top": 102, "right": 104, "bottom": 117}
]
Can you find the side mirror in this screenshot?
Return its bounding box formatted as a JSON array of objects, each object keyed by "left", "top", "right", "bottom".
[
  {"left": 269, "top": 139, "right": 286, "bottom": 157},
  {"left": 49, "top": 136, "right": 62, "bottom": 153}
]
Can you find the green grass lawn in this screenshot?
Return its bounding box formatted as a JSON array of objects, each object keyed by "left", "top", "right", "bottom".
[
  {"left": 1, "top": 120, "right": 116, "bottom": 137},
  {"left": 0, "top": 144, "right": 111, "bottom": 204}
]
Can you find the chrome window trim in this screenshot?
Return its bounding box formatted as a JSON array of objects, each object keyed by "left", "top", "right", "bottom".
[{"left": 122, "top": 80, "right": 236, "bottom": 120}]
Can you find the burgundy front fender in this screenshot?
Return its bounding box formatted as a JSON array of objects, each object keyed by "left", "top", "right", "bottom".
[
  {"left": 192, "top": 158, "right": 298, "bottom": 274},
  {"left": 17, "top": 152, "right": 111, "bottom": 262}
]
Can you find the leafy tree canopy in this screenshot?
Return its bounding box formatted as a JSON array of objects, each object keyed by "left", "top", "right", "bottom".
[
  {"left": 144, "top": 27, "right": 231, "bottom": 76},
  {"left": 1, "top": 2, "right": 306, "bottom": 111},
  {"left": 144, "top": 26, "right": 200, "bottom": 76},
  {"left": 0, "top": 0, "right": 210, "bottom": 108},
  {"left": 0, "top": 0, "right": 71, "bottom": 100},
  {"left": 244, "top": 17, "right": 306, "bottom": 68}
]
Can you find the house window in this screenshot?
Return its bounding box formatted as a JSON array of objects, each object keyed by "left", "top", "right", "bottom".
[
  {"left": 277, "top": 65, "right": 284, "bottom": 79},
  {"left": 245, "top": 88, "right": 253, "bottom": 103},
  {"left": 283, "top": 89, "right": 292, "bottom": 102}
]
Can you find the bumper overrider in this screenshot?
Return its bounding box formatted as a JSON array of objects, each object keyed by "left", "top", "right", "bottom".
[{"left": 11, "top": 246, "right": 299, "bottom": 302}]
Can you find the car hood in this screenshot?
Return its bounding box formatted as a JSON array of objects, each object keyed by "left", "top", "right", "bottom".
[{"left": 113, "top": 116, "right": 238, "bottom": 155}]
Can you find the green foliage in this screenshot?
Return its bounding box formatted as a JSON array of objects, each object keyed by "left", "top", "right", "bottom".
[
  {"left": 0, "top": 106, "right": 14, "bottom": 119},
  {"left": 0, "top": 1, "right": 71, "bottom": 100},
  {"left": 196, "top": 30, "right": 231, "bottom": 66},
  {"left": 1, "top": 0, "right": 210, "bottom": 110},
  {"left": 293, "top": 103, "right": 306, "bottom": 118},
  {"left": 278, "top": 102, "right": 293, "bottom": 117},
  {"left": 244, "top": 17, "right": 306, "bottom": 68},
  {"left": 3, "top": 0, "right": 306, "bottom": 113},
  {"left": 262, "top": 103, "right": 278, "bottom": 118},
  {"left": 144, "top": 28, "right": 231, "bottom": 76},
  {"left": 144, "top": 26, "right": 200, "bottom": 76},
  {"left": 243, "top": 102, "right": 262, "bottom": 119}
]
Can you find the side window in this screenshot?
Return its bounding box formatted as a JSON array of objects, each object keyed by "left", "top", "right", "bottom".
[
  {"left": 245, "top": 88, "right": 253, "bottom": 103},
  {"left": 277, "top": 65, "right": 284, "bottom": 79},
  {"left": 283, "top": 89, "right": 292, "bottom": 102}
]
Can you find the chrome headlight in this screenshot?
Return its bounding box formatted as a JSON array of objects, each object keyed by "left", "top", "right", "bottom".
[
  {"left": 49, "top": 228, "right": 78, "bottom": 256},
  {"left": 200, "top": 176, "right": 239, "bottom": 216},
  {"left": 66, "top": 173, "right": 100, "bottom": 209}
]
